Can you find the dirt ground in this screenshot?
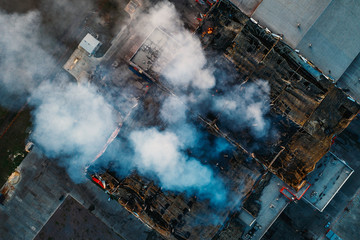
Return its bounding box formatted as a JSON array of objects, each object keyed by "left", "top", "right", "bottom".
[{"left": 34, "top": 195, "right": 125, "bottom": 240}]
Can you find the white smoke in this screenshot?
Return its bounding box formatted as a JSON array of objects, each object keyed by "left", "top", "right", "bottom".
[
  {"left": 213, "top": 80, "right": 271, "bottom": 137},
  {"left": 30, "top": 81, "right": 117, "bottom": 182},
  {"left": 133, "top": 1, "right": 182, "bottom": 37},
  {"left": 0, "top": 0, "right": 273, "bottom": 207},
  {"left": 132, "top": 1, "right": 270, "bottom": 138},
  {"left": 159, "top": 96, "right": 200, "bottom": 147},
  {"left": 130, "top": 128, "right": 226, "bottom": 204},
  {"left": 0, "top": 10, "right": 55, "bottom": 109},
  {"left": 133, "top": 1, "right": 216, "bottom": 90},
  {"left": 162, "top": 32, "right": 216, "bottom": 90},
  {"left": 119, "top": 1, "right": 273, "bottom": 204},
  {"left": 160, "top": 95, "right": 187, "bottom": 124},
  {"left": 0, "top": 8, "right": 119, "bottom": 183}
]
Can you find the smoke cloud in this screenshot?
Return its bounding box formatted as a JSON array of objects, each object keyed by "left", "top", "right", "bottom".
[
  {"left": 133, "top": 1, "right": 272, "bottom": 138},
  {"left": 0, "top": 0, "right": 273, "bottom": 207},
  {"left": 161, "top": 33, "right": 216, "bottom": 90},
  {"left": 30, "top": 81, "right": 117, "bottom": 182},
  {"left": 118, "top": 1, "right": 274, "bottom": 206},
  {"left": 212, "top": 80, "right": 271, "bottom": 138},
  {"left": 0, "top": 10, "right": 55, "bottom": 109},
  {"left": 133, "top": 1, "right": 216, "bottom": 90},
  {"left": 129, "top": 128, "right": 226, "bottom": 204},
  {"left": 160, "top": 95, "right": 187, "bottom": 124}
]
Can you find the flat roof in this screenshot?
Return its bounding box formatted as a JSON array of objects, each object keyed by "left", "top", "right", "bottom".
[
  {"left": 130, "top": 27, "right": 177, "bottom": 78},
  {"left": 63, "top": 47, "right": 93, "bottom": 82},
  {"left": 303, "top": 152, "right": 353, "bottom": 212},
  {"left": 34, "top": 196, "right": 124, "bottom": 240},
  {"left": 247, "top": 0, "right": 360, "bottom": 80},
  {"left": 239, "top": 208, "right": 256, "bottom": 226},
  {"left": 79, "top": 33, "right": 100, "bottom": 55},
  {"left": 243, "top": 174, "right": 290, "bottom": 240},
  {"left": 229, "top": 0, "right": 263, "bottom": 16},
  {"left": 251, "top": 0, "right": 331, "bottom": 48}
]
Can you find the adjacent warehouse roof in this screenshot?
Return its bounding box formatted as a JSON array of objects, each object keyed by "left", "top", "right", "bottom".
[
  {"left": 79, "top": 33, "right": 101, "bottom": 55},
  {"left": 337, "top": 52, "right": 360, "bottom": 102},
  {"left": 233, "top": 0, "right": 360, "bottom": 82},
  {"left": 251, "top": 0, "right": 332, "bottom": 48},
  {"left": 295, "top": 0, "right": 360, "bottom": 80},
  {"left": 303, "top": 152, "right": 353, "bottom": 212}
]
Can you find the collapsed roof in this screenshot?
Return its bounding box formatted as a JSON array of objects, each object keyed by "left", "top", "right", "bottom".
[
  {"left": 85, "top": 0, "right": 360, "bottom": 239},
  {"left": 196, "top": 0, "right": 360, "bottom": 190}
]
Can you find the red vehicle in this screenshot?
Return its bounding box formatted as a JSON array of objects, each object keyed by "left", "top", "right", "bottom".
[{"left": 91, "top": 175, "right": 106, "bottom": 189}]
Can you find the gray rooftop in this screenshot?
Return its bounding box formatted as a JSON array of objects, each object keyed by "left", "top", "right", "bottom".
[
  {"left": 79, "top": 33, "right": 101, "bottom": 55},
  {"left": 239, "top": 208, "right": 256, "bottom": 227},
  {"left": 130, "top": 27, "right": 177, "bottom": 78},
  {"left": 296, "top": 0, "right": 360, "bottom": 80},
  {"left": 337, "top": 52, "right": 360, "bottom": 102},
  {"left": 235, "top": 0, "right": 360, "bottom": 81},
  {"left": 243, "top": 174, "right": 290, "bottom": 240},
  {"left": 251, "top": 0, "right": 331, "bottom": 48},
  {"left": 303, "top": 152, "right": 353, "bottom": 212}
]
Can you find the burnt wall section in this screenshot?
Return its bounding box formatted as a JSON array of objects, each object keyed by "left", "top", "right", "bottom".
[{"left": 198, "top": 0, "right": 360, "bottom": 190}]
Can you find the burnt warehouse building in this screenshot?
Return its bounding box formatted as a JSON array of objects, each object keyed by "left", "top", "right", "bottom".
[{"left": 89, "top": 0, "right": 360, "bottom": 240}]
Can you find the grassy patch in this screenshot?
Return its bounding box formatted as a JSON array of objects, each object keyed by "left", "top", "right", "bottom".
[{"left": 0, "top": 107, "right": 32, "bottom": 186}]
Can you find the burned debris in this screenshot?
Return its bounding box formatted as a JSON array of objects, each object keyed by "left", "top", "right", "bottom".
[
  {"left": 62, "top": 0, "right": 359, "bottom": 239},
  {"left": 196, "top": 0, "right": 360, "bottom": 190}
]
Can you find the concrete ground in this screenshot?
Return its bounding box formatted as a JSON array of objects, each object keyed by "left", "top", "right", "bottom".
[
  {"left": 331, "top": 194, "right": 360, "bottom": 240},
  {"left": 34, "top": 195, "right": 125, "bottom": 240},
  {"left": 0, "top": 149, "right": 162, "bottom": 240}
]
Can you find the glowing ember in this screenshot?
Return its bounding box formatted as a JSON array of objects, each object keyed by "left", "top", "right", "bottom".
[{"left": 207, "top": 27, "right": 213, "bottom": 34}]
